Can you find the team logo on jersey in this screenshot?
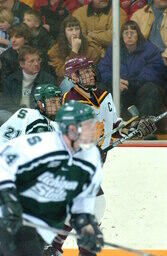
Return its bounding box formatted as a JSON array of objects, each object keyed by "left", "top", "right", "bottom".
[
  {"left": 61, "top": 166, "right": 68, "bottom": 172},
  {"left": 22, "top": 172, "right": 79, "bottom": 202},
  {"left": 36, "top": 127, "right": 47, "bottom": 133},
  {"left": 47, "top": 160, "right": 61, "bottom": 168}
]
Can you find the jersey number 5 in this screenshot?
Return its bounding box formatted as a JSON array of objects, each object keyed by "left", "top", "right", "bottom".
[{"left": 17, "top": 109, "right": 28, "bottom": 119}]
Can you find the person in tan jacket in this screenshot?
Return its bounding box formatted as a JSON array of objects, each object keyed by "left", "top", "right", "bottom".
[
  {"left": 131, "top": 0, "right": 167, "bottom": 50},
  {"left": 48, "top": 15, "right": 102, "bottom": 93},
  {"left": 73, "top": 0, "right": 127, "bottom": 57}
]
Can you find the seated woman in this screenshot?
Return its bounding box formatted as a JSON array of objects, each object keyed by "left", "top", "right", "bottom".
[
  {"left": 47, "top": 15, "right": 101, "bottom": 93},
  {"left": 97, "top": 20, "right": 166, "bottom": 121}
]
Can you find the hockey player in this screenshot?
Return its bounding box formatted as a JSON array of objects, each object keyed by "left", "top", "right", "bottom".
[
  {"left": 63, "top": 56, "right": 157, "bottom": 152},
  {"left": 0, "top": 100, "right": 104, "bottom": 256},
  {"left": 46, "top": 56, "right": 157, "bottom": 256},
  {"left": 63, "top": 57, "right": 120, "bottom": 155},
  {"left": 0, "top": 83, "right": 62, "bottom": 145}
]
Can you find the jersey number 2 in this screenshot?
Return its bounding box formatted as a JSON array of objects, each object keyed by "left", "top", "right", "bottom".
[{"left": 4, "top": 127, "right": 21, "bottom": 139}]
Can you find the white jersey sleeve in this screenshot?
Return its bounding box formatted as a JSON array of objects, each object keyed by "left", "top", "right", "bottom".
[
  {"left": 0, "top": 108, "right": 49, "bottom": 146},
  {"left": 0, "top": 144, "right": 23, "bottom": 190},
  {"left": 49, "top": 120, "right": 60, "bottom": 132},
  {"left": 71, "top": 147, "right": 103, "bottom": 215}
]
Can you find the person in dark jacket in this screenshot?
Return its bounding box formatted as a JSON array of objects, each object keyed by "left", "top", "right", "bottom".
[
  {"left": 23, "top": 9, "right": 54, "bottom": 54},
  {"left": 23, "top": 9, "right": 54, "bottom": 72},
  {"left": 0, "top": 23, "right": 32, "bottom": 89},
  {"left": 97, "top": 20, "right": 166, "bottom": 120},
  {"left": 0, "top": 45, "right": 56, "bottom": 124},
  {"left": 34, "top": 0, "right": 69, "bottom": 40}
]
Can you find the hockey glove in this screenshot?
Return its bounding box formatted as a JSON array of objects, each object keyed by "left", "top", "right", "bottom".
[
  {"left": 70, "top": 213, "right": 104, "bottom": 253},
  {"left": 0, "top": 187, "right": 23, "bottom": 235},
  {"left": 43, "top": 244, "right": 62, "bottom": 256},
  {"left": 129, "top": 117, "right": 157, "bottom": 138}
]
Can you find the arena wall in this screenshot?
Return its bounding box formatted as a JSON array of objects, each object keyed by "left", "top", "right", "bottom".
[{"left": 63, "top": 141, "right": 167, "bottom": 256}]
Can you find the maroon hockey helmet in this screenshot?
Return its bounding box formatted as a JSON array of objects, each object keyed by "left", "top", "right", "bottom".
[{"left": 65, "top": 57, "right": 93, "bottom": 78}]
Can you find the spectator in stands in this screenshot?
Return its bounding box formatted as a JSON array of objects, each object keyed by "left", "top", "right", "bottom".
[
  {"left": 48, "top": 15, "right": 101, "bottom": 92},
  {"left": 0, "top": 45, "right": 56, "bottom": 119},
  {"left": 20, "top": 0, "right": 34, "bottom": 8},
  {"left": 0, "top": 7, "right": 14, "bottom": 55},
  {"left": 120, "top": 0, "right": 147, "bottom": 19},
  {"left": 34, "top": 0, "right": 90, "bottom": 17},
  {"left": 73, "top": 0, "right": 127, "bottom": 57},
  {"left": 158, "top": 48, "right": 167, "bottom": 130},
  {"left": 23, "top": 9, "right": 53, "bottom": 61},
  {"left": 34, "top": 0, "right": 69, "bottom": 40},
  {"left": 0, "top": 23, "right": 32, "bottom": 88},
  {"left": 64, "top": 0, "right": 91, "bottom": 14},
  {"left": 162, "top": 48, "right": 167, "bottom": 67},
  {"left": 161, "top": 49, "right": 167, "bottom": 95},
  {"left": 131, "top": 0, "right": 167, "bottom": 51},
  {"left": 0, "top": 0, "right": 31, "bottom": 24},
  {"left": 97, "top": 20, "right": 166, "bottom": 120}
]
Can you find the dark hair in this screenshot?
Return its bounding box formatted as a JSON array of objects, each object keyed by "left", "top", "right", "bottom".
[
  {"left": 120, "top": 20, "right": 145, "bottom": 47},
  {"left": 18, "top": 45, "right": 41, "bottom": 62},
  {"left": 9, "top": 23, "right": 32, "bottom": 44},
  {"left": 57, "top": 16, "right": 88, "bottom": 59}
]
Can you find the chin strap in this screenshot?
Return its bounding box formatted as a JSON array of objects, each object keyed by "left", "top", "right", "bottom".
[{"left": 77, "top": 82, "right": 97, "bottom": 93}]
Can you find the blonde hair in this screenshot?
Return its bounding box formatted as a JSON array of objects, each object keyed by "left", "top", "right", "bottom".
[{"left": 0, "top": 6, "right": 14, "bottom": 25}]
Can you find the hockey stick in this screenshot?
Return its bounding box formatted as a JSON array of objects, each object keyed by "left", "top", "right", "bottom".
[
  {"left": 98, "top": 114, "right": 139, "bottom": 144},
  {"left": 103, "top": 111, "right": 167, "bottom": 153},
  {"left": 153, "top": 111, "right": 167, "bottom": 123},
  {"left": 111, "top": 114, "right": 139, "bottom": 135},
  {"left": 23, "top": 220, "right": 157, "bottom": 256},
  {"left": 111, "top": 105, "right": 139, "bottom": 135},
  {"left": 98, "top": 105, "right": 139, "bottom": 143}
]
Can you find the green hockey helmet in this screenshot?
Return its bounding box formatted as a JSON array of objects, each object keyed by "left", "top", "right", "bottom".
[
  {"left": 33, "top": 83, "right": 62, "bottom": 104},
  {"left": 55, "top": 100, "right": 95, "bottom": 134}
]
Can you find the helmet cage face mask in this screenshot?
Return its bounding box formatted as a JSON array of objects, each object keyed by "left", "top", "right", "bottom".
[
  {"left": 76, "top": 68, "right": 97, "bottom": 93},
  {"left": 65, "top": 57, "right": 97, "bottom": 92},
  {"left": 44, "top": 97, "right": 61, "bottom": 120},
  {"left": 33, "top": 84, "right": 62, "bottom": 119}
]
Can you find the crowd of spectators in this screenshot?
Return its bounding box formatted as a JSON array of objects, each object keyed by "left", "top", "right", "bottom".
[{"left": 0, "top": 0, "right": 166, "bottom": 133}]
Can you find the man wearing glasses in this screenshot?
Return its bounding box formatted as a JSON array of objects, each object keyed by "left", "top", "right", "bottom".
[{"left": 0, "top": 45, "right": 56, "bottom": 124}]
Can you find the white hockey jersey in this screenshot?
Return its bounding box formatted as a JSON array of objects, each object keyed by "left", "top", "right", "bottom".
[
  {"left": 0, "top": 108, "right": 59, "bottom": 145},
  {"left": 63, "top": 88, "right": 120, "bottom": 150},
  {"left": 0, "top": 132, "right": 102, "bottom": 243},
  {"left": 93, "top": 93, "right": 120, "bottom": 150}
]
